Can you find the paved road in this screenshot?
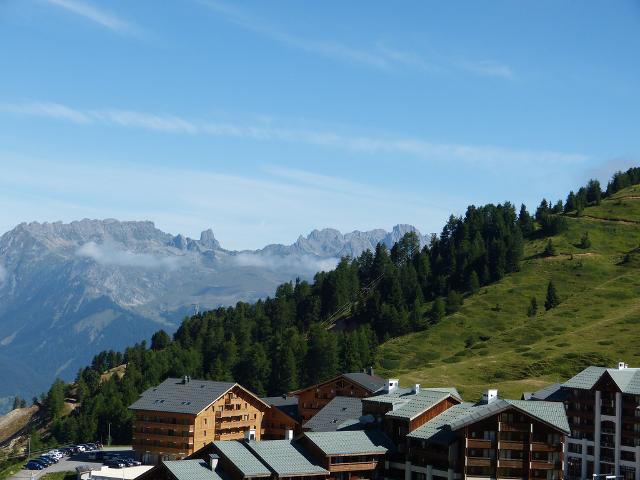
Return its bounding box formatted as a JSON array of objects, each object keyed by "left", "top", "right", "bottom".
[{"left": 9, "top": 447, "right": 134, "bottom": 480}]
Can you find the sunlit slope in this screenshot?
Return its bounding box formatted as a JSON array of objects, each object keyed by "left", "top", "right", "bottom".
[{"left": 377, "top": 186, "right": 640, "bottom": 400}]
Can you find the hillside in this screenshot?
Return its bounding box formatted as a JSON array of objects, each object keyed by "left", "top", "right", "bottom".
[
  {"left": 377, "top": 185, "right": 640, "bottom": 399},
  {"left": 0, "top": 219, "right": 425, "bottom": 404}
]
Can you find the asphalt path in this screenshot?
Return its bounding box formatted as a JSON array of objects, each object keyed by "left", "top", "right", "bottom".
[{"left": 9, "top": 447, "right": 134, "bottom": 480}]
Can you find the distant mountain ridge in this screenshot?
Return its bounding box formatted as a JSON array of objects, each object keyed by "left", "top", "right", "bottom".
[{"left": 0, "top": 219, "right": 427, "bottom": 405}]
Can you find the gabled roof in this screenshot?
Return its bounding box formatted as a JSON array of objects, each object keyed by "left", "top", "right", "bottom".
[
  {"left": 522, "top": 383, "right": 566, "bottom": 402},
  {"left": 386, "top": 390, "right": 454, "bottom": 421},
  {"left": 408, "top": 402, "right": 477, "bottom": 444},
  {"left": 213, "top": 441, "right": 271, "bottom": 478},
  {"left": 364, "top": 387, "right": 462, "bottom": 421},
  {"left": 129, "top": 378, "right": 269, "bottom": 415},
  {"left": 291, "top": 372, "right": 385, "bottom": 395},
  {"left": 163, "top": 459, "right": 225, "bottom": 480},
  {"left": 303, "top": 430, "right": 395, "bottom": 456},
  {"left": 262, "top": 395, "right": 299, "bottom": 421},
  {"left": 303, "top": 396, "right": 363, "bottom": 432},
  {"left": 244, "top": 440, "right": 328, "bottom": 477},
  {"left": 448, "top": 399, "right": 570, "bottom": 435},
  {"left": 562, "top": 366, "right": 640, "bottom": 394}
]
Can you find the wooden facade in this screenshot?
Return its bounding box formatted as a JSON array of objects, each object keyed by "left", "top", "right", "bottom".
[
  {"left": 133, "top": 384, "right": 269, "bottom": 463},
  {"left": 262, "top": 405, "right": 300, "bottom": 440},
  {"left": 294, "top": 376, "right": 380, "bottom": 423},
  {"left": 299, "top": 437, "right": 386, "bottom": 480}
]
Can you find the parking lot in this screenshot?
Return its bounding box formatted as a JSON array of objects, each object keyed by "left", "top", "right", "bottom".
[{"left": 9, "top": 447, "right": 134, "bottom": 480}]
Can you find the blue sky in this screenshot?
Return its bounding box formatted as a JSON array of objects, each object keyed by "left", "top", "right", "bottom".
[{"left": 0, "top": 0, "right": 638, "bottom": 250}]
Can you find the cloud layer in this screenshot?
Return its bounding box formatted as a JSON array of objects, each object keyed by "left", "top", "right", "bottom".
[
  {"left": 76, "top": 242, "right": 184, "bottom": 270},
  {"left": 232, "top": 252, "right": 339, "bottom": 273},
  {"left": 0, "top": 101, "right": 587, "bottom": 165}
]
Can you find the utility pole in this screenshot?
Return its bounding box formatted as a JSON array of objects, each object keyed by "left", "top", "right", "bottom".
[
  {"left": 27, "top": 435, "right": 31, "bottom": 460},
  {"left": 108, "top": 422, "right": 111, "bottom": 447}
]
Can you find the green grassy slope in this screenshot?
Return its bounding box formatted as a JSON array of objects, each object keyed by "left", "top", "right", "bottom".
[{"left": 377, "top": 186, "right": 640, "bottom": 401}]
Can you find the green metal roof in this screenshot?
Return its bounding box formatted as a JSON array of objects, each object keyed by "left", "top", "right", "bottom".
[
  {"left": 448, "top": 399, "right": 570, "bottom": 435},
  {"left": 409, "top": 398, "right": 570, "bottom": 443},
  {"left": 562, "top": 366, "right": 640, "bottom": 394},
  {"left": 304, "top": 430, "right": 394, "bottom": 456},
  {"left": 385, "top": 390, "right": 451, "bottom": 421},
  {"left": 407, "top": 402, "right": 477, "bottom": 444},
  {"left": 164, "top": 459, "right": 224, "bottom": 480},
  {"left": 213, "top": 441, "right": 271, "bottom": 477},
  {"left": 245, "top": 440, "right": 328, "bottom": 477}
]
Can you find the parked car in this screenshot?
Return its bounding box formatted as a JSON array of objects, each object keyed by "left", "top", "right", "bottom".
[
  {"left": 104, "top": 459, "right": 126, "bottom": 469},
  {"left": 41, "top": 455, "right": 58, "bottom": 463},
  {"left": 25, "top": 461, "right": 45, "bottom": 470},
  {"left": 34, "top": 457, "right": 52, "bottom": 467}
]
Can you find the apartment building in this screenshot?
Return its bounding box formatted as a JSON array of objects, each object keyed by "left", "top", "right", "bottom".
[
  {"left": 561, "top": 363, "right": 640, "bottom": 480},
  {"left": 129, "top": 376, "right": 270, "bottom": 463},
  {"left": 261, "top": 395, "right": 301, "bottom": 440},
  {"left": 293, "top": 370, "right": 386, "bottom": 423},
  {"left": 133, "top": 378, "right": 569, "bottom": 480}
]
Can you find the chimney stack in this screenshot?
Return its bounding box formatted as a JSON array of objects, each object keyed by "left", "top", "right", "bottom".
[
  {"left": 385, "top": 379, "right": 399, "bottom": 393},
  {"left": 244, "top": 428, "right": 256, "bottom": 441},
  {"left": 618, "top": 361, "right": 629, "bottom": 370},
  {"left": 209, "top": 454, "right": 219, "bottom": 470},
  {"left": 285, "top": 429, "right": 294, "bottom": 440},
  {"left": 412, "top": 384, "right": 420, "bottom": 395},
  {"left": 482, "top": 389, "right": 498, "bottom": 404},
  {"left": 183, "top": 375, "right": 188, "bottom": 384},
  {"left": 367, "top": 366, "right": 374, "bottom": 376}
]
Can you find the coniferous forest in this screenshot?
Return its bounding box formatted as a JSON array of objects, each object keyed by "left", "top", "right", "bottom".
[{"left": 43, "top": 168, "right": 640, "bottom": 446}]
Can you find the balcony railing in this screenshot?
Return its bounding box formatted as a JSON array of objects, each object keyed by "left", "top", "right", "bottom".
[
  {"left": 466, "top": 457, "right": 493, "bottom": 467},
  {"left": 499, "top": 440, "right": 526, "bottom": 450},
  {"left": 467, "top": 438, "right": 494, "bottom": 449},
  {"left": 497, "top": 459, "right": 525, "bottom": 468},
  {"left": 500, "top": 422, "right": 531, "bottom": 432},
  {"left": 530, "top": 442, "right": 562, "bottom": 452},
  {"left": 530, "top": 460, "right": 561, "bottom": 470}
]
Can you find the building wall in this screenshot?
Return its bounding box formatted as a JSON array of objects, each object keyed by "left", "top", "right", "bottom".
[
  {"left": 403, "top": 407, "right": 565, "bottom": 480},
  {"left": 297, "top": 377, "right": 375, "bottom": 423},
  {"left": 132, "top": 410, "right": 196, "bottom": 463},
  {"left": 132, "top": 385, "right": 269, "bottom": 463},
  {"left": 563, "top": 377, "right": 640, "bottom": 480},
  {"left": 262, "top": 406, "right": 300, "bottom": 440}
]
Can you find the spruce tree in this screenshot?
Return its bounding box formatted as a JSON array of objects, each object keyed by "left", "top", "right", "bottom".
[
  {"left": 527, "top": 297, "right": 537, "bottom": 317},
  {"left": 543, "top": 239, "right": 556, "bottom": 257},
  {"left": 430, "top": 297, "right": 445, "bottom": 324},
  {"left": 544, "top": 281, "right": 560, "bottom": 310},
  {"left": 580, "top": 232, "right": 591, "bottom": 249}
]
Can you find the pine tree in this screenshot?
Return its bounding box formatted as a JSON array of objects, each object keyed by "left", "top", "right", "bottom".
[
  {"left": 564, "top": 191, "right": 576, "bottom": 213},
  {"left": 445, "top": 290, "right": 463, "bottom": 315},
  {"left": 150, "top": 330, "right": 171, "bottom": 351},
  {"left": 468, "top": 271, "right": 480, "bottom": 294},
  {"left": 527, "top": 297, "right": 538, "bottom": 317},
  {"left": 544, "top": 281, "right": 560, "bottom": 310},
  {"left": 579, "top": 232, "right": 591, "bottom": 249},
  {"left": 430, "top": 297, "right": 445, "bottom": 324},
  {"left": 543, "top": 239, "right": 556, "bottom": 257}
]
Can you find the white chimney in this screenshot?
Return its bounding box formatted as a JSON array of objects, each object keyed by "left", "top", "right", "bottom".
[
  {"left": 285, "top": 429, "right": 294, "bottom": 440},
  {"left": 482, "top": 389, "right": 498, "bottom": 404},
  {"left": 385, "top": 379, "right": 399, "bottom": 393},
  {"left": 209, "top": 454, "right": 219, "bottom": 470},
  {"left": 244, "top": 428, "right": 256, "bottom": 441},
  {"left": 412, "top": 384, "right": 420, "bottom": 395},
  {"left": 618, "top": 362, "right": 628, "bottom": 370}
]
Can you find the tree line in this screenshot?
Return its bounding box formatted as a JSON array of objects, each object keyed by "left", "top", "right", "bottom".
[{"left": 41, "top": 168, "right": 639, "bottom": 446}]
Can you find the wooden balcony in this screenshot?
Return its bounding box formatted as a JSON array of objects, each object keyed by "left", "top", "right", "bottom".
[
  {"left": 329, "top": 461, "right": 379, "bottom": 472},
  {"left": 216, "top": 419, "right": 257, "bottom": 429},
  {"left": 135, "top": 420, "right": 194, "bottom": 431},
  {"left": 497, "top": 459, "right": 525, "bottom": 468},
  {"left": 499, "top": 440, "right": 525, "bottom": 450},
  {"left": 530, "top": 460, "right": 558, "bottom": 470},
  {"left": 530, "top": 442, "right": 562, "bottom": 452},
  {"left": 500, "top": 422, "right": 531, "bottom": 432},
  {"left": 467, "top": 457, "right": 493, "bottom": 467},
  {"left": 467, "top": 438, "right": 493, "bottom": 449},
  {"left": 133, "top": 432, "right": 193, "bottom": 443}
]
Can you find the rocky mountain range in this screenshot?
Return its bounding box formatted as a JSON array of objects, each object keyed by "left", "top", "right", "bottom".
[{"left": 0, "top": 219, "right": 427, "bottom": 408}]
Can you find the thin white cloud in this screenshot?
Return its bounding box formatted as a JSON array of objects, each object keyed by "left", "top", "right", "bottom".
[
  {"left": 45, "top": 0, "right": 135, "bottom": 35},
  {"left": 232, "top": 252, "right": 339, "bottom": 273},
  {"left": 0, "top": 101, "right": 587, "bottom": 165},
  {"left": 457, "top": 60, "right": 515, "bottom": 80},
  {"left": 198, "top": 0, "right": 391, "bottom": 70},
  {"left": 199, "top": 1, "right": 514, "bottom": 79},
  {"left": 0, "top": 101, "right": 92, "bottom": 124},
  {"left": 76, "top": 241, "right": 185, "bottom": 270}
]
